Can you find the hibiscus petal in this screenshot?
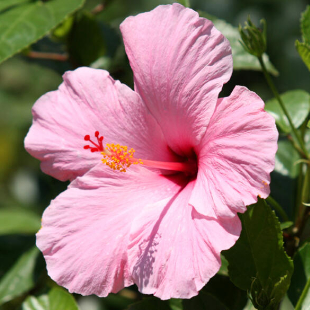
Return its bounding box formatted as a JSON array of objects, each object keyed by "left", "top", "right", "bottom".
[
  {"left": 190, "top": 86, "right": 278, "bottom": 217},
  {"left": 25, "top": 67, "right": 176, "bottom": 181},
  {"left": 37, "top": 164, "right": 186, "bottom": 296},
  {"left": 128, "top": 181, "right": 241, "bottom": 299},
  {"left": 120, "top": 3, "right": 233, "bottom": 156}
]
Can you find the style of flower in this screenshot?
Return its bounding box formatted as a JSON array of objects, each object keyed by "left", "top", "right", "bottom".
[{"left": 24, "top": 4, "right": 278, "bottom": 300}]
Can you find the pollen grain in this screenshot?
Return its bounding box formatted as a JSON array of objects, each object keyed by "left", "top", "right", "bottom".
[{"left": 101, "top": 143, "right": 143, "bottom": 172}]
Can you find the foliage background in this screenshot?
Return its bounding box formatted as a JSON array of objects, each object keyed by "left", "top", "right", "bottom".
[{"left": 0, "top": 0, "right": 310, "bottom": 309}]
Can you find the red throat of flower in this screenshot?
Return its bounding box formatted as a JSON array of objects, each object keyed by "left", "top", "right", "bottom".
[{"left": 83, "top": 131, "right": 197, "bottom": 174}]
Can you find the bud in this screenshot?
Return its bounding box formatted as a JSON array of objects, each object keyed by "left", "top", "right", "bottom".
[{"left": 239, "top": 17, "right": 267, "bottom": 57}]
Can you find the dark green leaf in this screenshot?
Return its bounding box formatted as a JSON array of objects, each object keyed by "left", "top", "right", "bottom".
[
  {"left": 67, "top": 12, "right": 106, "bottom": 66},
  {"left": 296, "top": 41, "right": 310, "bottom": 71},
  {"left": 183, "top": 275, "right": 247, "bottom": 310},
  {"left": 0, "top": 247, "right": 39, "bottom": 305},
  {"left": 288, "top": 243, "right": 310, "bottom": 307},
  {"left": 223, "top": 200, "right": 293, "bottom": 310},
  {"left": 22, "top": 295, "right": 49, "bottom": 310},
  {"left": 127, "top": 297, "right": 171, "bottom": 310},
  {"left": 301, "top": 6, "right": 310, "bottom": 44},
  {"left": 0, "top": 0, "right": 85, "bottom": 64},
  {"left": 198, "top": 11, "right": 278, "bottom": 75},
  {"left": 274, "top": 140, "right": 300, "bottom": 178},
  {"left": 265, "top": 90, "right": 310, "bottom": 133},
  {"left": 183, "top": 292, "right": 228, "bottom": 310},
  {"left": 0, "top": 209, "right": 41, "bottom": 236},
  {"left": 49, "top": 287, "right": 79, "bottom": 310}
]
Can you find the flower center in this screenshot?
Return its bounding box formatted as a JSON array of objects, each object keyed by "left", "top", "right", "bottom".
[{"left": 83, "top": 131, "right": 197, "bottom": 174}]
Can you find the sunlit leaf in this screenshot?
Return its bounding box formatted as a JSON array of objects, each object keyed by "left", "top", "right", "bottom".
[
  {"left": 296, "top": 41, "right": 310, "bottom": 71},
  {"left": 22, "top": 295, "right": 49, "bottom": 310},
  {"left": 22, "top": 288, "right": 79, "bottom": 310},
  {"left": 0, "top": 209, "right": 40, "bottom": 236},
  {"left": 265, "top": 90, "right": 310, "bottom": 133},
  {"left": 198, "top": 11, "right": 278, "bottom": 75},
  {"left": 0, "top": 0, "right": 85, "bottom": 64},
  {"left": 0, "top": 247, "right": 39, "bottom": 305},
  {"left": 223, "top": 200, "right": 294, "bottom": 310},
  {"left": 49, "top": 287, "right": 79, "bottom": 310}
]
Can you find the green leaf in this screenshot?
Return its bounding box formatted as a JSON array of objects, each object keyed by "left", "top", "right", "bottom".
[
  {"left": 67, "top": 12, "right": 106, "bottom": 66},
  {"left": 49, "top": 287, "right": 79, "bottom": 310},
  {"left": 301, "top": 6, "right": 310, "bottom": 44},
  {"left": 0, "top": 0, "right": 85, "bottom": 64},
  {"left": 288, "top": 243, "right": 310, "bottom": 308},
  {"left": 198, "top": 11, "right": 278, "bottom": 75},
  {"left": 169, "top": 299, "right": 183, "bottom": 310},
  {"left": 265, "top": 90, "right": 310, "bottom": 133},
  {"left": 307, "top": 120, "right": 310, "bottom": 129},
  {"left": 223, "top": 200, "right": 294, "bottom": 310},
  {"left": 177, "top": 0, "right": 190, "bottom": 7},
  {"left": 22, "top": 295, "right": 49, "bottom": 310},
  {"left": 280, "top": 221, "right": 294, "bottom": 230},
  {"left": 296, "top": 41, "right": 310, "bottom": 71},
  {"left": 0, "top": 0, "right": 28, "bottom": 12},
  {"left": 22, "top": 288, "right": 79, "bottom": 310},
  {"left": 183, "top": 292, "right": 228, "bottom": 310},
  {"left": 0, "top": 247, "right": 39, "bottom": 305},
  {"left": 52, "top": 15, "right": 75, "bottom": 41},
  {"left": 127, "top": 297, "right": 171, "bottom": 310},
  {"left": 183, "top": 275, "right": 247, "bottom": 310},
  {"left": 218, "top": 255, "right": 229, "bottom": 276},
  {"left": 0, "top": 209, "right": 41, "bottom": 236},
  {"left": 274, "top": 140, "right": 300, "bottom": 178}
]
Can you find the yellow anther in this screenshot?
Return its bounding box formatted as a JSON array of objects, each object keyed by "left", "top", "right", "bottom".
[{"left": 101, "top": 143, "right": 143, "bottom": 172}]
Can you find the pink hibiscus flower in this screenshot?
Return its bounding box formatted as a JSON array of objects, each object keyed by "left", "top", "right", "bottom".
[{"left": 25, "top": 4, "right": 278, "bottom": 300}]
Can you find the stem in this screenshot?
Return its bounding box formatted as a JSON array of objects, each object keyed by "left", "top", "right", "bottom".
[
  {"left": 258, "top": 56, "right": 309, "bottom": 158},
  {"left": 295, "top": 164, "right": 310, "bottom": 239},
  {"left": 287, "top": 134, "right": 307, "bottom": 158},
  {"left": 295, "top": 276, "right": 310, "bottom": 310},
  {"left": 266, "top": 196, "right": 290, "bottom": 222},
  {"left": 26, "top": 51, "right": 68, "bottom": 62}
]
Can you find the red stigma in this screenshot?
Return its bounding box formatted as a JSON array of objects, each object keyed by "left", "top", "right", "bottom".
[{"left": 83, "top": 131, "right": 104, "bottom": 152}]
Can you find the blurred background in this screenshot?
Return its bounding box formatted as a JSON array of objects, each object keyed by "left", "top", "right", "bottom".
[{"left": 0, "top": 0, "right": 309, "bottom": 309}]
